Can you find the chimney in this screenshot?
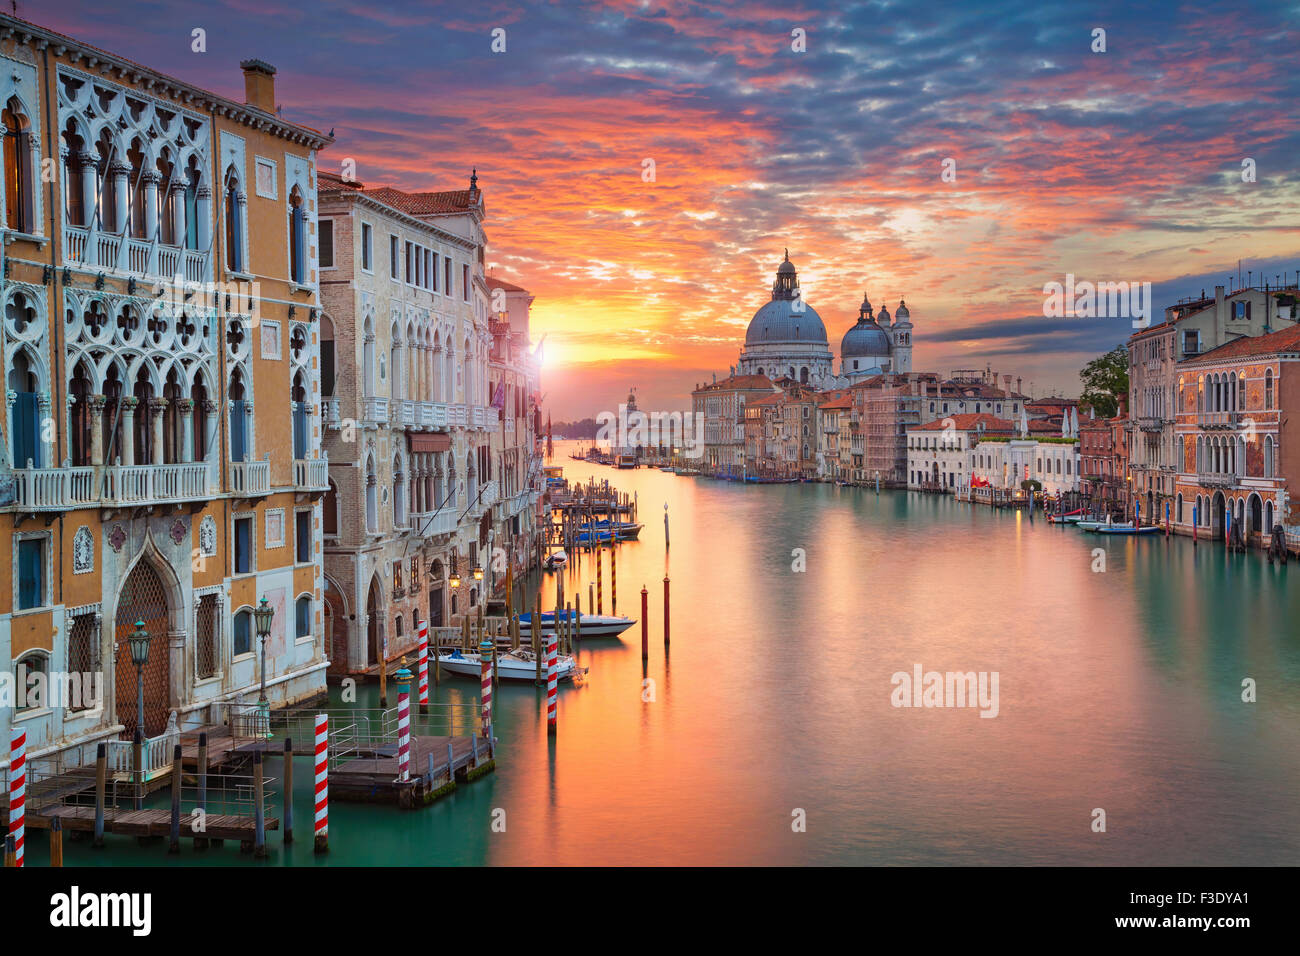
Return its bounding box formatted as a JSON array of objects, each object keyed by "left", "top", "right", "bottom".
[
  {"left": 1016, "top": 376, "right": 1022, "bottom": 395},
  {"left": 240, "top": 59, "right": 277, "bottom": 113},
  {"left": 1003, "top": 374, "right": 1012, "bottom": 394}
]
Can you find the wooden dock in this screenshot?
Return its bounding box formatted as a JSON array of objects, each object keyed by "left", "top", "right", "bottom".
[{"left": 26, "top": 806, "right": 279, "bottom": 842}]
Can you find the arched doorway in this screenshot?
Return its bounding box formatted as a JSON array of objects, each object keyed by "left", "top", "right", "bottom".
[
  {"left": 324, "top": 575, "right": 348, "bottom": 677},
  {"left": 366, "top": 575, "right": 384, "bottom": 668},
  {"left": 1249, "top": 494, "right": 1263, "bottom": 540},
  {"left": 1212, "top": 492, "right": 1226, "bottom": 541},
  {"left": 114, "top": 558, "right": 172, "bottom": 738}
]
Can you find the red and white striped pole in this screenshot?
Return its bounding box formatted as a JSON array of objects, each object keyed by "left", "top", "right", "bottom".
[
  {"left": 479, "top": 639, "right": 494, "bottom": 739},
  {"left": 394, "top": 661, "right": 412, "bottom": 782},
  {"left": 546, "top": 631, "right": 558, "bottom": 735},
  {"left": 417, "top": 618, "right": 430, "bottom": 714},
  {"left": 313, "top": 714, "right": 328, "bottom": 854},
  {"left": 8, "top": 728, "right": 25, "bottom": 867}
]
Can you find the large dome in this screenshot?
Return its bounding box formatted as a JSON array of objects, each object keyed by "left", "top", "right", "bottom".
[
  {"left": 743, "top": 251, "right": 829, "bottom": 346},
  {"left": 841, "top": 321, "right": 891, "bottom": 357},
  {"left": 745, "top": 298, "right": 829, "bottom": 346}
]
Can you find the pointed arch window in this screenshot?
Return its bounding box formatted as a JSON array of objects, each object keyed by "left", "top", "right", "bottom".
[
  {"left": 3, "top": 99, "right": 33, "bottom": 233},
  {"left": 8, "top": 349, "right": 41, "bottom": 468},
  {"left": 288, "top": 186, "right": 306, "bottom": 283},
  {"left": 225, "top": 166, "right": 243, "bottom": 272}
]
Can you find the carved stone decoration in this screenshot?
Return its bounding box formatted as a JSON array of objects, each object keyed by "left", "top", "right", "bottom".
[
  {"left": 169, "top": 518, "right": 187, "bottom": 545},
  {"left": 108, "top": 524, "right": 127, "bottom": 553},
  {"left": 199, "top": 515, "right": 217, "bottom": 557},
  {"left": 73, "top": 526, "right": 94, "bottom": 574}
]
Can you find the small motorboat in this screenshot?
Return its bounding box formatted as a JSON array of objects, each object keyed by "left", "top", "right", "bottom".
[
  {"left": 1089, "top": 523, "right": 1161, "bottom": 535},
  {"left": 1047, "top": 508, "right": 1086, "bottom": 524},
  {"left": 519, "top": 610, "right": 634, "bottom": 638},
  {"left": 544, "top": 550, "right": 568, "bottom": 571},
  {"left": 436, "top": 648, "right": 585, "bottom": 682},
  {"left": 576, "top": 520, "right": 643, "bottom": 541}
]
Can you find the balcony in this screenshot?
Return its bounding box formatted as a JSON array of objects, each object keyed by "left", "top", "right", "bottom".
[
  {"left": 408, "top": 508, "right": 458, "bottom": 537},
  {"left": 1198, "top": 473, "right": 1239, "bottom": 489},
  {"left": 1198, "top": 411, "right": 1239, "bottom": 429},
  {"left": 230, "top": 459, "right": 271, "bottom": 497},
  {"left": 12, "top": 466, "right": 99, "bottom": 511},
  {"left": 102, "top": 462, "right": 208, "bottom": 507},
  {"left": 363, "top": 396, "right": 389, "bottom": 424},
  {"left": 293, "top": 456, "right": 329, "bottom": 491},
  {"left": 323, "top": 398, "right": 341, "bottom": 427},
  {"left": 64, "top": 224, "right": 209, "bottom": 282},
  {"left": 1136, "top": 416, "right": 1167, "bottom": 433}
]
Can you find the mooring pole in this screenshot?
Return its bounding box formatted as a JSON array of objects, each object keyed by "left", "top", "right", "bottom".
[
  {"left": 664, "top": 576, "right": 670, "bottom": 647},
  {"left": 641, "top": 586, "right": 649, "bottom": 660},
  {"left": 169, "top": 743, "right": 182, "bottom": 853},
  {"left": 93, "top": 742, "right": 107, "bottom": 848},
  {"left": 283, "top": 737, "right": 294, "bottom": 845}
]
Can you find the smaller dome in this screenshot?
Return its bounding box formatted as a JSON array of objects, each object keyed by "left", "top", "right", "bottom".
[
  {"left": 777, "top": 257, "right": 796, "bottom": 276},
  {"left": 859, "top": 293, "right": 872, "bottom": 316},
  {"left": 841, "top": 322, "right": 892, "bottom": 358},
  {"left": 895, "top": 299, "right": 910, "bottom": 320},
  {"left": 877, "top": 305, "right": 891, "bottom": 325}
]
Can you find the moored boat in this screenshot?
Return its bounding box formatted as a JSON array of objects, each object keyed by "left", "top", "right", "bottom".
[
  {"left": 519, "top": 610, "right": 634, "bottom": 638},
  {"left": 436, "top": 648, "right": 584, "bottom": 682},
  {"left": 1089, "top": 523, "right": 1161, "bottom": 535},
  {"left": 544, "top": 549, "right": 568, "bottom": 571}
]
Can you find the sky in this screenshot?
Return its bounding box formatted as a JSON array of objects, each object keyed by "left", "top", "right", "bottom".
[{"left": 33, "top": 0, "right": 1300, "bottom": 420}]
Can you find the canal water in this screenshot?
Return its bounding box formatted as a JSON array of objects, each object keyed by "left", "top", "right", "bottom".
[{"left": 37, "top": 441, "right": 1300, "bottom": 865}]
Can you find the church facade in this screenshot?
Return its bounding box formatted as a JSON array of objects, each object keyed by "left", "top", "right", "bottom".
[{"left": 735, "top": 253, "right": 913, "bottom": 387}]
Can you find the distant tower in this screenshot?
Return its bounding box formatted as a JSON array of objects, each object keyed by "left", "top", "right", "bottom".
[{"left": 892, "top": 299, "right": 913, "bottom": 373}]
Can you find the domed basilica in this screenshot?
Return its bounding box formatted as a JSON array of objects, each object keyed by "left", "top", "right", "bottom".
[{"left": 735, "top": 252, "right": 913, "bottom": 387}]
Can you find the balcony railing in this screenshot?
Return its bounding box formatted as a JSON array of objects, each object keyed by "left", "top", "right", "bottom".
[
  {"left": 1197, "top": 473, "right": 1238, "bottom": 488},
  {"left": 230, "top": 459, "right": 271, "bottom": 496},
  {"left": 408, "top": 508, "right": 458, "bottom": 537},
  {"left": 363, "top": 396, "right": 389, "bottom": 423},
  {"left": 294, "top": 456, "right": 330, "bottom": 491},
  {"left": 102, "top": 462, "right": 209, "bottom": 506},
  {"left": 12, "top": 466, "right": 99, "bottom": 510},
  {"left": 1198, "top": 411, "right": 1239, "bottom": 429},
  {"left": 64, "top": 224, "right": 208, "bottom": 282}
]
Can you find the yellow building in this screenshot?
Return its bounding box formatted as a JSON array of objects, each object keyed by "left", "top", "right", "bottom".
[{"left": 0, "top": 13, "right": 331, "bottom": 765}]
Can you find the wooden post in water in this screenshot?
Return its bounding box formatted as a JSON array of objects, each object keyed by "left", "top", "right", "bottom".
[
  {"left": 664, "top": 576, "right": 670, "bottom": 647},
  {"left": 169, "top": 743, "right": 182, "bottom": 853},
  {"left": 506, "top": 560, "right": 514, "bottom": 613},
  {"left": 253, "top": 751, "right": 267, "bottom": 859},
  {"left": 93, "top": 742, "right": 107, "bottom": 848},
  {"left": 611, "top": 544, "right": 617, "bottom": 615},
  {"left": 379, "top": 631, "right": 388, "bottom": 707},
  {"left": 462, "top": 616, "right": 471, "bottom": 652},
  {"left": 3, "top": 835, "right": 14, "bottom": 867},
  {"left": 641, "top": 586, "right": 649, "bottom": 660},
  {"left": 533, "top": 594, "right": 542, "bottom": 686},
  {"left": 282, "top": 738, "right": 294, "bottom": 845},
  {"left": 596, "top": 549, "right": 603, "bottom": 614},
  {"left": 132, "top": 730, "right": 143, "bottom": 811},
  {"left": 511, "top": 613, "right": 520, "bottom": 651},
  {"left": 575, "top": 592, "right": 582, "bottom": 642},
  {"left": 49, "top": 817, "right": 63, "bottom": 867}
]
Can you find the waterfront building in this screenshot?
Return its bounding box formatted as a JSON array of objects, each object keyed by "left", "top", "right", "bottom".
[
  {"left": 692, "top": 373, "right": 776, "bottom": 472},
  {"left": 317, "top": 171, "right": 519, "bottom": 675},
  {"left": 1128, "top": 284, "right": 1295, "bottom": 526},
  {"left": 1079, "top": 406, "right": 1127, "bottom": 515},
  {"left": 816, "top": 391, "right": 853, "bottom": 480},
  {"left": 1, "top": 14, "right": 332, "bottom": 765},
  {"left": 906, "top": 414, "right": 1014, "bottom": 492},
  {"left": 1171, "top": 323, "right": 1300, "bottom": 545},
  {"left": 850, "top": 373, "right": 939, "bottom": 486},
  {"left": 970, "top": 432, "right": 1081, "bottom": 499}
]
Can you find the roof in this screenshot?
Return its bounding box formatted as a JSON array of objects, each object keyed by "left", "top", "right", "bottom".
[
  {"left": 910, "top": 414, "right": 1013, "bottom": 433},
  {"left": 362, "top": 186, "right": 480, "bottom": 216},
  {"left": 693, "top": 374, "right": 775, "bottom": 393},
  {"left": 486, "top": 277, "right": 528, "bottom": 293},
  {"left": 1183, "top": 323, "right": 1300, "bottom": 363}
]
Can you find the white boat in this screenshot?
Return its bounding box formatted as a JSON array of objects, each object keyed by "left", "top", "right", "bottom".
[
  {"left": 519, "top": 610, "right": 634, "bottom": 638},
  {"left": 436, "top": 648, "right": 584, "bottom": 682},
  {"left": 544, "top": 550, "right": 568, "bottom": 571}
]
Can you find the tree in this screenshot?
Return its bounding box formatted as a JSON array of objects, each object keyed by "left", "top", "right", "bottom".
[{"left": 1079, "top": 344, "right": 1129, "bottom": 418}]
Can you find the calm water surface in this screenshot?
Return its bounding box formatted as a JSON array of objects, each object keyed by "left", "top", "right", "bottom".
[{"left": 38, "top": 441, "right": 1300, "bottom": 865}]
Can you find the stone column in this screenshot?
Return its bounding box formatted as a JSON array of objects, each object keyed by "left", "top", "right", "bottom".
[
  {"left": 90, "top": 395, "right": 106, "bottom": 467},
  {"left": 111, "top": 161, "right": 130, "bottom": 239},
  {"left": 119, "top": 397, "right": 138, "bottom": 466},
  {"left": 244, "top": 401, "right": 256, "bottom": 462},
  {"left": 78, "top": 151, "right": 97, "bottom": 230},
  {"left": 202, "top": 400, "right": 219, "bottom": 463},
  {"left": 179, "top": 399, "right": 195, "bottom": 463},
  {"left": 36, "top": 392, "right": 51, "bottom": 468},
  {"left": 150, "top": 398, "right": 168, "bottom": 466},
  {"left": 170, "top": 182, "right": 186, "bottom": 251},
  {"left": 143, "top": 170, "right": 160, "bottom": 242},
  {"left": 195, "top": 185, "right": 212, "bottom": 254}
]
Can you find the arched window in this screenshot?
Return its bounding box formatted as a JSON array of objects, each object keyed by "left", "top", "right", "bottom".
[
  {"left": 1265, "top": 369, "right": 1273, "bottom": 410},
  {"left": 229, "top": 367, "right": 249, "bottom": 463},
  {"left": 127, "top": 139, "right": 146, "bottom": 239},
  {"left": 3, "top": 98, "right": 33, "bottom": 233},
  {"left": 365, "top": 454, "right": 378, "bottom": 533},
  {"left": 93, "top": 129, "right": 116, "bottom": 232},
  {"left": 291, "top": 370, "right": 308, "bottom": 460},
  {"left": 363, "top": 317, "right": 376, "bottom": 397},
  {"left": 323, "top": 479, "right": 339, "bottom": 536},
  {"left": 69, "top": 360, "right": 94, "bottom": 466},
  {"left": 224, "top": 166, "right": 243, "bottom": 272},
  {"left": 233, "top": 608, "right": 253, "bottom": 657},
  {"left": 288, "top": 185, "right": 306, "bottom": 283},
  {"left": 183, "top": 158, "right": 201, "bottom": 250},
  {"left": 13, "top": 650, "right": 49, "bottom": 712},
  {"left": 61, "top": 121, "right": 86, "bottom": 227},
  {"left": 295, "top": 595, "right": 312, "bottom": 640},
  {"left": 8, "top": 348, "right": 41, "bottom": 469},
  {"left": 1265, "top": 436, "right": 1274, "bottom": 479},
  {"left": 393, "top": 452, "right": 406, "bottom": 527}
]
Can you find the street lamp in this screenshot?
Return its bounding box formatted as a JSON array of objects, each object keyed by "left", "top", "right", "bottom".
[
  {"left": 128, "top": 620, "right": 150, "bottom": 808},
  {"left": 254, "top": 597, "right": 275, "bottom": 734},
  {"left": 472, "top": 564, "right": 484, "bottom": 582}
]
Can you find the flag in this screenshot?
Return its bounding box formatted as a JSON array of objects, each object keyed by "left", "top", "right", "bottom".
[{"left": 491, "top": 380, "right": 506, "bottom": 409}]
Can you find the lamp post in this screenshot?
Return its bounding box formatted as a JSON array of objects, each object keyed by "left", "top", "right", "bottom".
[
  {"left": 128, "top": 621, "right": 150, "bottom": 809},
  {"left": 254, "top": 597, "right": 275, "bottom": 735}
]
